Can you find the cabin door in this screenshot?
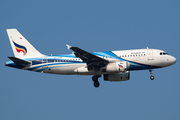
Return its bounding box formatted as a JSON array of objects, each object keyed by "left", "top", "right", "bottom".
[{"left": 147, "top": 50, "right": 154, "bottom": 60}]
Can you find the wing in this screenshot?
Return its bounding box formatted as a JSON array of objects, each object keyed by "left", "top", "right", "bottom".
[{"left": 66, "top": 44, "right": 109, "bottom": 68}]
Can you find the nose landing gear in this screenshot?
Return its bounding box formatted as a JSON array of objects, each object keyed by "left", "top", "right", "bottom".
[
  {"left": 92, "top": 75, "right": 101, "bottom": 88},
  {"left": 149, "top": 69, "right": 154, "bottom": 80}
]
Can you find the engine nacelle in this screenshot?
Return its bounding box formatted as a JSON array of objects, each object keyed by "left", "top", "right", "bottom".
[
  {"left": 102, "top": 61, "right": 130, "bottom": 73},
  {"left": 104, "top": 71, "right": 130, "bottom": 81}
]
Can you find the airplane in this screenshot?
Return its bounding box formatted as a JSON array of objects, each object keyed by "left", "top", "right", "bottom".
[{"left": 5, "top": 29, "right": 176, "bottom": 88}]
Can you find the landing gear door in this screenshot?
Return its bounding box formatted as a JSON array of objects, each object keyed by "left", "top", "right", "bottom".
[{"left": 147, "top": 49, "right": 154, "bottom": 60}]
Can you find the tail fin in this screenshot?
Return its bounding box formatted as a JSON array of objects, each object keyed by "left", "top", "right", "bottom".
[{"left": 6, "top": 29, "right": 44, "bottom": 58}]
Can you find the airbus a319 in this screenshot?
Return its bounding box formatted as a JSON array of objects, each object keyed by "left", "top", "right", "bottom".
[{"left": 5, "top": 29, "right": 176, "bottom": 88}]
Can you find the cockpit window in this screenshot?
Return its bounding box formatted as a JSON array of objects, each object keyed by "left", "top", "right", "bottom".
[{"left": 160, "top": 52, "right": 168, "bottom": 55}]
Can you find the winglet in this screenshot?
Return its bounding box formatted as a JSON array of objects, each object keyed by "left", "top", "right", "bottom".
[{"left": 66, "top": 44, "right": 72, "bottom": 50}]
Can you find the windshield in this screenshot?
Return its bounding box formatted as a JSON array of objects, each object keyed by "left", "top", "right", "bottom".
[{"left": 160, "top": 52, "right": 168, "bottom": 55}]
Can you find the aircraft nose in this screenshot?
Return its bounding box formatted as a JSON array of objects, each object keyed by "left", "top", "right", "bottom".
[{"left": 169, "top": 56, "right": 176, "bottom": 65}]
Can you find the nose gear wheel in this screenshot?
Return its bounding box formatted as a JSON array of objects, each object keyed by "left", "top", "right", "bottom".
[{"left": 149, "top": 70, "right": 155, "bottom": 80}]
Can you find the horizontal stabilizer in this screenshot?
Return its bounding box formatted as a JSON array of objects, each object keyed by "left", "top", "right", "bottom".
[{"left": 8, "top": 57, "right": 31, "bottom": 66}]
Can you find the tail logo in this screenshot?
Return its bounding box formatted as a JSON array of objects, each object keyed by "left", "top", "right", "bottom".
[{"left": 13, "top": 41, "right": 27, "bottom": 55}]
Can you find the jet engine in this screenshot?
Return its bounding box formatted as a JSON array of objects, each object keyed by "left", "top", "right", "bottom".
[
  {"left": 102, "top": 61, "right": 130, "bottom": 73},
  {"left": 103, "top": 71, "right": 130, "bottom": 81}
]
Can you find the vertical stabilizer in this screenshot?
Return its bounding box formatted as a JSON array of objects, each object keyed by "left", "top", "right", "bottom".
[{"left": 6, "top": 29, "right": 44, "bottom": 58}]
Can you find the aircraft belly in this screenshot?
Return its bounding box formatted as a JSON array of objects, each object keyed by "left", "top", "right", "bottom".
[
  {"left": 27, "top": 63, "right": 85, "bottom": 75},
  {"left": 46, "top": 63, "right": 85, "bottom": 75}
]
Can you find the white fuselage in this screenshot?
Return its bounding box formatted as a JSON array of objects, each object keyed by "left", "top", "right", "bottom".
[{"left": 6, "top": 48, "right": 176, "bottom": 75}]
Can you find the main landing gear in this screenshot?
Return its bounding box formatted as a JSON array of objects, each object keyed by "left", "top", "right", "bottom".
[
  {"left": 149, "top": 69, "right": 154, "bottom": 80},
  {"left": 92, "top": 75, "right": 101, "bottom": 88}
]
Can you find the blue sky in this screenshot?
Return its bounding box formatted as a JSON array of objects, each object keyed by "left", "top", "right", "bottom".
[{"left": 1, "top": 0, "right": 180, "bottom": 120}]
